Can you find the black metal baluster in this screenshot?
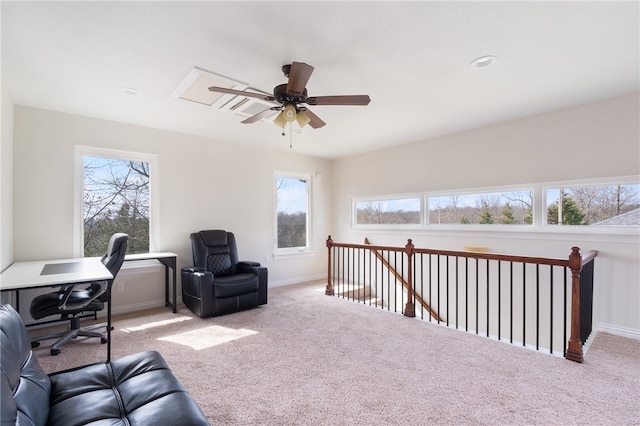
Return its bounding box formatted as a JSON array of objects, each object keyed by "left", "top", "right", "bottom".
[
  {"left": 486, "top": 259, "right": 490, "bottom": 338},
  {"left": 455, "top": 256, "right": 459, "bottom": 329},
  {"left": 429, "top": 254, "right": 433, "bottom": 323},
  {"left": 498, "top": 261, "right": 501, "bottom": 341},
  {"left": 563, "top": 267, "right": 568, "bottom": 357},
  {"left": 446, "top": 255, "right": 450, "bottom": 327},
  {"left": 465, "top": 257, "right": 469, "bottom": 332},
  {"left": 536, "top": 263, "right": 540, "bottom": 351},
  {"left": 549, "top": 265, "right": 554, "bottom": 354},
  {"left": 475, "top": 258, "right": 479, "bottom": 335},
  {"left": 437, "top": 254, "right": 441, "bottom": 324},
  {"left": 419, "top": 254, "right": 424, "bottom": 320},
  {"left": 510, "top": 262, "right": 513, "bottom": 344}
]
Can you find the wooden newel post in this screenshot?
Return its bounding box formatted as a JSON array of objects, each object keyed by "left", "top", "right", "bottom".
[
  {"left": 325, "top": 235, "right": 335, "bottom": 296},
  {"left": 403, "top": 239, "right": 416, "bottom": 317},
  {"left": 566, "top": 246, "right": 584, "bottom": 363}
]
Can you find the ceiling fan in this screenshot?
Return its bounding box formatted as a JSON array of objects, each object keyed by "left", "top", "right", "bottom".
[{"left": 208, "top": 62, "right": 370, "bottom": 130}]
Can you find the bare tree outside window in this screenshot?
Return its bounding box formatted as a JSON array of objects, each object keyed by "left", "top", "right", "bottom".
[
  {"left": 355, "top": 198, "right": 421, "bottom": 225},
  {"left": 83, "top": 156, "right": 150, "bottom": 256},
  {"left": 428, "top": 190, "right": 533, "bottom": 225},
  {"left": 546, "top": 184, "right": 639, "bottom": 225}
]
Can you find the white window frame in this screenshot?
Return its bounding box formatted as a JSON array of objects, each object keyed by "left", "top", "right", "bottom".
[
  {"left": 74, "top": 145, "right": 159, "bottom": 257},
  {"left": 274, "top": 171, "right": 312, "bottom": 254}
]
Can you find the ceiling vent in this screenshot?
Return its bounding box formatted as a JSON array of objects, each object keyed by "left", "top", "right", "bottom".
[{"left": 170, "top": 67, "right": 276, "bottom": 121}]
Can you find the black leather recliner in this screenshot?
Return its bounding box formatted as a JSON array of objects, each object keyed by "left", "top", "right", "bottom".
[
  {"left": 181, "top": 230, "right": 267, "bottom": 318},
  {"left": 30, "top": 233, "right": 129, "bottom": 355}
]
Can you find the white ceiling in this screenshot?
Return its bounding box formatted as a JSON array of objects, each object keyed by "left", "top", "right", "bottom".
[{"left": 2, "top": 1, "right": 639, "bottom": 159}]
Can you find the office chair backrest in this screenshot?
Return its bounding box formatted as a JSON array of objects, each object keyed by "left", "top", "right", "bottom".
[{"left": 101, "top": 233, "right": 129, "bottom": 276}]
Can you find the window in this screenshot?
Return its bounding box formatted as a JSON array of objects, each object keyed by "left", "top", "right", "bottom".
[
  {"left": 428, "top": 190, "right": 533, "bottom": 225},
  {"left": 351, "top": 177, "right": 638, "bottom": 232},
  {"left": 76, "top": 146, "right": 158, "bottom": 257},
  {"left": 275, "top": 173, "right": 310, "bottom": 250},
  {"left": 355, "top": 197, "right": 421, "bottom": 225},
  {"left": 546, "top": 183, "right": 640, "bottom": 226}
]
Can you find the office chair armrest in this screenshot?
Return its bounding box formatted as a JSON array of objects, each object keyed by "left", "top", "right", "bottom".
[{"left": 58, "top": 281, "right": 108, "bottom": 311}]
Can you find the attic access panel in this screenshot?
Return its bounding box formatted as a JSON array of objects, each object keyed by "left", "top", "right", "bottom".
[
  {"left": 170, "top": 66, "right": 247, "bottom": 107},
  {"left": 170, "top": 67, "right": 277, "bottom": 121}
]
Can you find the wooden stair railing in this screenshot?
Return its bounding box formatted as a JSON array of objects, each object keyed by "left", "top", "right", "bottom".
[
  {"left": 364, "top": 237, "right": 441, "bottom": 321},
  {"left": 326, "top": 236, "right": 598, "bottom": 363}
]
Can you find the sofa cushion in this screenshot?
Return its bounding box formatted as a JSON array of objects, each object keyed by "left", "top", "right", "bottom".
[{"left": 48, "top": 350, "right": 209, "bottom": 426}]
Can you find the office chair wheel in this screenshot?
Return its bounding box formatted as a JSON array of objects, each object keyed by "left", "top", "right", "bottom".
[
  {"left": 50, "top": 348, "right": 61, "bottom": 356},
  {"left": 31, "top": 341, "right": 41, "bottom": 348},
  {"left": 101, "top": 337, "right": 108, "bottom": 344}
]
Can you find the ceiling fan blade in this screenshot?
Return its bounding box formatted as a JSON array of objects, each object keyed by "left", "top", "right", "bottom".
[
  {"left": 241, "top": 108, "right": 279, "bottom": 124},
  {"left": 208, "top": 86, "right": 273, "bottom": 101},
  {"left": 306, "top": 95, "right": 371, "bottom": 106},
  {"left": 300, "top": 107, "right": 326, "bottom": 129},
  {"left": 286, "top": 62, "right": 314, "bottom": 95}
]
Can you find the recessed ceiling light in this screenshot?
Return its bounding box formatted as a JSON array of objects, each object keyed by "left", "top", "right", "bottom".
[
  {"left": 120, "top": 87, "right": 142, "bottom": 96},
  {"left": 470, "top": 55, "right": 497, "bottom": 69}
]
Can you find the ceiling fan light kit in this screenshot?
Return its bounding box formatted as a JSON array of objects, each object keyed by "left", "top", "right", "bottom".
[{"left": 208, "top": 62, "right": 371, "bottom": 133}]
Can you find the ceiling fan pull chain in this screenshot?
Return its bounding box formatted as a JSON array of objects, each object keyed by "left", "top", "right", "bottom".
[{"left": 289, "top": 122, "right": 293, "bottom": 148}]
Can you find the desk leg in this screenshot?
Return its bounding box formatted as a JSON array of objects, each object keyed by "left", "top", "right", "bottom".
[
  {"left": 158, "top": 257, "right": 177, "bottom": 313},
  {"left": 107, "top": 282, "right": 112, "bottom": 362},
  {"left": 172, "top": 263, "right": 177, "bottom": 313}
]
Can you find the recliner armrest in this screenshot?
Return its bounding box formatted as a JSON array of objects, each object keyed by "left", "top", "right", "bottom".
[
  {"left": 181, "top": 267, "right": 214, "bottom": 318},
  {"left": 237, "top": 262, "right": 268, "bottom": 305},
  {"left": 181, "top": 266, "right": 206, "bottom": 274}
]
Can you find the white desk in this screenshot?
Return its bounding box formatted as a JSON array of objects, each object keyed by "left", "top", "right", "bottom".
[
  {"left": 125, "top": 252, "right": 177, "bottom": 313},
  {"left": 0, "top": 257, "right": 114, "bottom": 361}
]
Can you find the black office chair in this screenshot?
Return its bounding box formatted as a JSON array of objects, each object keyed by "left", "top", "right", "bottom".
[{"left": 30, "top": 233, "right": 128, "bottom": 355}]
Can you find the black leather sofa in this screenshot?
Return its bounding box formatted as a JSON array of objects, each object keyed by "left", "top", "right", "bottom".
[{"left": 0, "top": 304, "right": 210, "bottom": 425}]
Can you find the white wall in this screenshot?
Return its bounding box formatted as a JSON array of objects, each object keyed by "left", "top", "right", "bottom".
[
  {"left": 331, "top": 93, "right": 640, "bottom": 338},
  {"left": 1, "top": 80, "right": 14, "bottom": 271},
  {"left": 12, "top": 106, "right": 331, "bottom": 315}
]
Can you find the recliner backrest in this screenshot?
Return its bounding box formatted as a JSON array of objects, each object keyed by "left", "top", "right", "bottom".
[{"left": 191, "top": 230, "right": 239, "bottom": 277}]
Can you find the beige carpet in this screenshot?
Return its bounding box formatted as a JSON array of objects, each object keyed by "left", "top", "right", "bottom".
[{"left": 31, "top": 281, "right": 640, "bottom": 425}]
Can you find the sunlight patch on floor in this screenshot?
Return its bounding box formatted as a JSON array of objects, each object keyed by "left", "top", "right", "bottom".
[
  {"left": 121, "top": 316, "right": 192, "bottom": 332},
  {"left": 158, "top": 325, "right": 258, "bottom": 350}
]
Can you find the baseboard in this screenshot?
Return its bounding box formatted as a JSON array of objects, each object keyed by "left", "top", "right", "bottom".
[
  {"left": 91, "top": 299, "right": 171, "bottom": 319},
  {"left": 98, "top": 276, "right": 326, "bottom": 317},
  {"left": 268, "top": 274, "right": 326, "bottom": 288},
  {"left": 596, "top": 323, "right": 640, "bottom": 340}
]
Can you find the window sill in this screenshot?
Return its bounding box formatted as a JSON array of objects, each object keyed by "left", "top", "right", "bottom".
[{"left": 272, "top": 250, "right": 316, "bottom": 260}]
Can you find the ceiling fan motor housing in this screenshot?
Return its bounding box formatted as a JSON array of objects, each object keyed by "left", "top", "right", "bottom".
[{"left": 274, "top": 83, "right": 307, "bottom": 105}]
